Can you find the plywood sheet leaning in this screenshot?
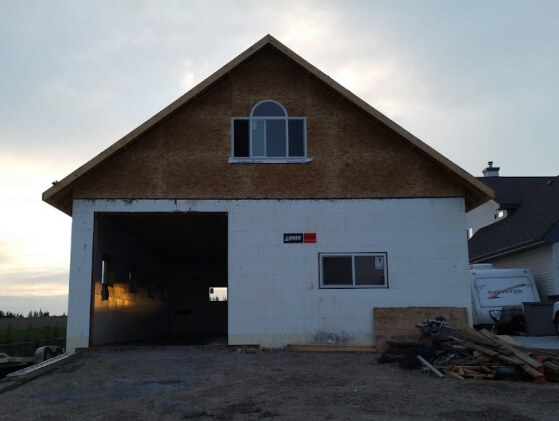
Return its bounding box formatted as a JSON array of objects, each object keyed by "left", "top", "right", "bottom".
[{"left": 373, "top": 306, "right": 469, "bottom": 352}]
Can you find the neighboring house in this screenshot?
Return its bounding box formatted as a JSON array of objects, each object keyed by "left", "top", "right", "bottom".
[
  {"left": 468, "top": 163, "right": 559, "bottom": 300},
  {"left": 43, "top": 35, "right": 492, "bottom": 353}
]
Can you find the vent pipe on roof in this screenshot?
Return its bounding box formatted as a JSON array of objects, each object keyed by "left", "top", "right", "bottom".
[{"left": 482, "top": 161, "right": 500, "bottom": 177}]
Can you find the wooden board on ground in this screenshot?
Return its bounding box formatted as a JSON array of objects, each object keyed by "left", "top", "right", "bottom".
[{"left": 287, "top": 344, "right": 377, "bottom": 352}]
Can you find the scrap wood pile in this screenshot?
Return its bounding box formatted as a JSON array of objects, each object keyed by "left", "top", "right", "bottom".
[
  {"left": 378, "top": 317, "right": 559, "bottom": 382},
  {"left": 438, "top": 327, "right": 559, "bottom": 382}
]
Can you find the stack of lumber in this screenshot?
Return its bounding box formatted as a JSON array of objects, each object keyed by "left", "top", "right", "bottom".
[{"left": 435, "top": 327, "right": 559, "bottom": 381}]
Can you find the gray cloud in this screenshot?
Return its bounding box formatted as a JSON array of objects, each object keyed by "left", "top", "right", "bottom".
[{"left": 2, "top": 1, "right": 557, "bottom": 177}]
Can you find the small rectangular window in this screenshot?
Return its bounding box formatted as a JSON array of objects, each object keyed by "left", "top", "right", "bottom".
[
  {"left": 320, "top": 253, "right": 388, "bottom": 288},
  {"left": 209, "top": 287, "right": 228, "bottom": 302}
]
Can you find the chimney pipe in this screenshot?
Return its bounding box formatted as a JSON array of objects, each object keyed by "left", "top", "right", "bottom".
[{"left": 482, "top": 161, "right": 500, "bottom": 177}]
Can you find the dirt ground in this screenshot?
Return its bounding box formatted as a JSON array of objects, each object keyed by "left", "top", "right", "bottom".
[{"left": 1, "top": 346, "right": 559, "bottom": 420}]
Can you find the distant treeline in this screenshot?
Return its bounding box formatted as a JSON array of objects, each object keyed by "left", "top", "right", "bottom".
[{"left": 0, "top": 309, "right": 64, "bottom": 319}]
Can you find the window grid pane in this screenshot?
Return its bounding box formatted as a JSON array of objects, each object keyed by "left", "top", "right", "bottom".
[
  {"left": 355, "top": 256, "right": 385, "bottom": 285},
  {"left": 251, "top": 119, "right": 266, "bottom": 157},
  {"left": 288, "top": 119, "right": 305, "bottom": 157},
  {"left": 233, "top": 119, "right": 249, "bottom": 157},
  {"left": 266, "top": 119, "right": 287, "bottom": 157},
  {"left": 322, "top": 256, "right": 353, "bottom": 285}
]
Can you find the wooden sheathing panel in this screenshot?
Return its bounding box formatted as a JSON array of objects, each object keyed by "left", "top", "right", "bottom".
[
  {"left": 373, "top": 306, "right": 469, "bottom": 352},
  {"left": 73, "top": 47, "right": 466, "bottom": 200}
]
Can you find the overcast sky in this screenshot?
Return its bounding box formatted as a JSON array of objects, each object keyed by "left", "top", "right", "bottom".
[{"left": 1, "top": 0, "right": 558, "bottom": 315}]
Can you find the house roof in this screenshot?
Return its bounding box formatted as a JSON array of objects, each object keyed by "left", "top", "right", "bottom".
[
  {"left": 469, "top": 175, "right": 559, "bottom": 262},
  {"left": 42, "top": 34, "right": 493, "bottom": 215}
]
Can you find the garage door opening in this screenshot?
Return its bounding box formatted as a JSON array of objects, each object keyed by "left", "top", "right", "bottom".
[{"left": 90, "top": 212, "right": 228, "bottom": 346}]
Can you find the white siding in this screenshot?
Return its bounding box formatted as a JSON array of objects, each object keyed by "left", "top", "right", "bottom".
[
  {"left": 67, "top": 197, "right": 472, "bottom": 352},
  {"left": 492, "top": 245, "right": 556, "bottom": 300}
]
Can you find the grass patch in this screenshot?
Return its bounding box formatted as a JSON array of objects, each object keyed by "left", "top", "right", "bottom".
[{"left": 0, "top": 325, "right": 66, "bottom": 356}]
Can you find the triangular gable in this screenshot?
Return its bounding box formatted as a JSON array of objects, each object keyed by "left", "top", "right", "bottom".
[{"left": 43, "top": 34, "right": 493, "bottom": 215}]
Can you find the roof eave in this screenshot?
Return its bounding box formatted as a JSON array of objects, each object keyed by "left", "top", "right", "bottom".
[{"left": 469, "top": 239, "right": 547, "bottom": 263}]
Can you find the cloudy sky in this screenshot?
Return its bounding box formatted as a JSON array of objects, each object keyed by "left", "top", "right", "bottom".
[{"left": 1, "top": 0, "right": 558, "bottom": 315}]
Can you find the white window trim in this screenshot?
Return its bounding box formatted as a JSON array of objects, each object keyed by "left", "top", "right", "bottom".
[
  {"left": 228, "top": 157, "right": 312, "bottom": 164},
  {"left": 319, "top": 252, "right": 389, "bottom": 289},
  {"left": 230, "top": 100, "right": 309, "bottom": 161}
]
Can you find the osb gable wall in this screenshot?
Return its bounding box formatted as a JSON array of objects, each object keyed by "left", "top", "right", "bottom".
[{"left": 73, "top": 46, "right": 465, "bottom": 200}]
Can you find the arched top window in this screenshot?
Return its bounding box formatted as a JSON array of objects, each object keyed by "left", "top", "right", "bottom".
[
  {"left": 251, "top": 100, "right": 287, "bottom": 117},
  {"left": 231, "top": 100, "right": 309, "bottom": 163}
]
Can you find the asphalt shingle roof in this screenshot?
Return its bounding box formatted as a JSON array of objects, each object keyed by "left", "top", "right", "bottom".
[{"left": 469, "top": 175, "right": 559, "bottom": 262}]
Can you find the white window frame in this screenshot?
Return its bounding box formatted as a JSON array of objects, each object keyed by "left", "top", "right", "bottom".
[
  {"left": 229, "top": 99, "right": 311, "bottom": 163},
  {"left": 319, "top": 252, "right": 388, "bottom": 289}
]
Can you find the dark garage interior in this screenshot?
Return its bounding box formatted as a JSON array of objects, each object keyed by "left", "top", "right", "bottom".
[{"left": 90, "top": 212, "right": 228, "bottom": 346}]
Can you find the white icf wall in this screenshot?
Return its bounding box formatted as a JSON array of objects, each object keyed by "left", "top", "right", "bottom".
[{"left": 67, "top": 197, "right": 472, "bottom": 352}]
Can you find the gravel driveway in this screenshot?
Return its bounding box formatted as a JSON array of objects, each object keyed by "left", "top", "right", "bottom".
[{"left": 1, "top": 346, "right": 559, "bottom": 420}]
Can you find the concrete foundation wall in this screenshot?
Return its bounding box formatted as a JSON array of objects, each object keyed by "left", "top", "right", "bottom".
[{"left": 67, "top": 197, "right": 471, "bottom": 352}]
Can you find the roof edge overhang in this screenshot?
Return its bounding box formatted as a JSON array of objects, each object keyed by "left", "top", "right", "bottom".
[
  {"left": 469, "top": 239, "right": 547, "bottom": 263},
  {"left": 42, "top": 34, "right": 493, "bottom": 215}
]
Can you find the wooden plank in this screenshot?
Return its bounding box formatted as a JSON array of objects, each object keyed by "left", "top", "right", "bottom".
[
  {"left": 497, "top": 354, "right": 524, "bottom": 366},
  {"left": 519, "top": 364, "right": 544, "bottom": 379},
  {"left": 449, "top": 365, "right": 485, "bottom": 369},
  {"left": 543, "top": 360, "right": 559, "bottom": 373},
  {"left": 479, "top": 365, "right": 494, "bottom": 374},
  {"left": 478, "top": 329, "right": 543, "bottom": 369},
  {"left": 456, "top": 327, "right": 499, "bottom": 347},
  {"left": 444, "top": 370, "right": 464, "bottom": 380},
  {"left": 496, "top": 355, "right": 543, "bottom": 378},
  {"left": 286, "top": 344, "right": 377, "bottom": 352},
  {"left": 451, "top": 337, "right": 499, "bottom": 357},
  {"left": 477, "top": 329, "right": 502, "bottom": 345}
]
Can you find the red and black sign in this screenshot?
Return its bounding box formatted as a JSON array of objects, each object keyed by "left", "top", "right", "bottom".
[
  {"left": 303, "top": 233, "right": 317, "bottom": 243},
  {"left": 283, "top": 233, "right": 317, "bottom": 244}
]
